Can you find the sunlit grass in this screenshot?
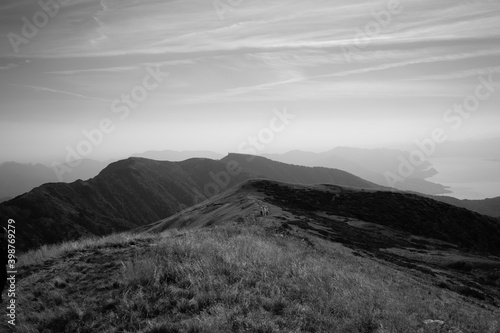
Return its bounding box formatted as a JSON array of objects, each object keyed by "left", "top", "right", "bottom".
[{"left": 12, "top": 224, "right": 500, "bottom": 333}]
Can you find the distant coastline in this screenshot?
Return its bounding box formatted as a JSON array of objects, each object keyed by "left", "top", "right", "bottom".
[{"left": 428, "top": 157, "right": 500, "bottom": 199}]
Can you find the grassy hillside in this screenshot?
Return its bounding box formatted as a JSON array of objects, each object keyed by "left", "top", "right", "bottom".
[
  {"left": 144, "top": 179, "right": 500, "bottom": 305},
  {"left": 431, "top": 196, "right": 500, "bottom": 218},
  {"left": 9, "top": 221, "right": 500, "bottom": 333},
  {"left": 0, "top": 154, "right": 388, "bottom": 252},
  {"left": 0, "top": 158, "right": 253, "bottom": 251},
  {"left": 148, "top": 179, "right": 500, "bottom": 255},
  {"left": 252, "top": 181, "right": 500, "bottom": 255}
]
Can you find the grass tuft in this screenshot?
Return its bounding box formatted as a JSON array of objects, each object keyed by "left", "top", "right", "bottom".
[{"left": 10, "top": 224, "right": 500, "bottom": 333}]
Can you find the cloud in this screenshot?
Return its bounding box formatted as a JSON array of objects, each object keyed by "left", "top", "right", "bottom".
[
  {"left": 179, "top": 48, "right": 500, "bottom": 104},
  {"left": 0, "top": 63, "right": 18, "bottom": 70},
  {"left": 407, "top": 66, "right": 500, "bottom": 81},
  {"left": 9, "top": 83, "right": 111, "bottom": 102},
  {"left": 45, "top": 66, "right": 140, "bottom": 75}
]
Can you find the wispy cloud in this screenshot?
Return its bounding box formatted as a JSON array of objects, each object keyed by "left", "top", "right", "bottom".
[
  {"left": 9, "top": 83, "right": 111, "bottom": 102},
  {"left": 0, "top": 63, "right": 18, "bottom": 70},
  {"left": 1, "top": 0, "right": 499, "bottom": 162}
]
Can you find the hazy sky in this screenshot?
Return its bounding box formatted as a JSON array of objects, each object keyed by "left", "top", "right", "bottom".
[{"left": 1, "top": 0, "right": 499, "bottom": 164}]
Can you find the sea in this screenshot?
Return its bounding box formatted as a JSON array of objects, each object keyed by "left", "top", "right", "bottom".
[{"left": 427, "top": 157, "right": 500, "bottom": 200}]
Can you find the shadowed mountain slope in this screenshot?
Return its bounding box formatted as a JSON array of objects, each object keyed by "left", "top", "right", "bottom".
[
  {"left": 0, "top": 196, "right": 11, "bottom": 204},
  {"left": 431, "top": 196, "right": 500, "bottom": 218},
  {"left": 144, "top": 179, "right": 500, "bottom": 305},
  {"left": 0, "top": 160, "right": 109, "bottom": 199},
  {"left": 0, "top": 158, "right": 253, "bottom": 251},
  {"left": 145, "top": 179, "right": 500, "bottom": 256},
  {"left": 0, "top": 155, "right": 387, "bottom": 251},
  {"left": 6, "top": 180, "right": 500, "bottom": 332}
]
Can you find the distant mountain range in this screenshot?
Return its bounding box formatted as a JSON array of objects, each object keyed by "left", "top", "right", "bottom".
[
  {"left": 262, "top": 147, "right": 449, "bottom": 195},
  {"left": 4, "top": 145, "right": 499, "bottom": 202},
  {"left": 0, "top": 159, "right": 108, "bottom": 199},
  {"left": 0, "top": 154, "right": 385, "bottom": 251},
  {"left": 0, "top": 151, "right": 222, "bottom": 200},
  {"left": 221, "top": 153, "right": 383, "bottom": 190},
  {"left": 5, "top": 141, "right": 500, "bottom": 202},
  {"left": 2, "top": 149, "right": 499, "bottom": 252}
]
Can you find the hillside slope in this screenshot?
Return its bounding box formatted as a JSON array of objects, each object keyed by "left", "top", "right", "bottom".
[
  {"left": 262, "top": 147, "right": 451, "bottom": 195},
  {"left": 222, "top": 153, "right": 385, "bottom": 190},
  {"left": 431, "top": 195, "right": 500, "bottom": 218},
  {"left": 0, "top": 158, "right": 253, "bottom": 251},
  {"left": 11, "top": 215, "right": 500, "bottom": 333},
  {"left": 0, "top": 160, "right": 108, "bottom": 198},
  {"left": 145, "top": 179, "right": 500, "bottom": 305},
  {"left": 147, "top": 179, "right": 500, "bottom": 256},
  {"left": 0, "top": 155, "right": 388, "bottom": 251}
]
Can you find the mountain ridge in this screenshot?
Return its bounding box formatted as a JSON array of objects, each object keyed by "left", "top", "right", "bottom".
[
  {"left": 430, "top": 195, "right": 500, "bottom": 218},
  {"left": 0, "top": 157, "right": 252, "bottom": 251},
  {"left": 0, "top": 155, "right": 387, "bottom": 251},
  {"left": 262, "top": 147, "right": 450, "bottom": 195},
  {"left": 222, "top": 153, "right": 385, "bottom": 190},
  {"left": 145, "top": 178, "right": 500, "bottom": 256},
  {"left": 141, "top": 178, "right": 500, "bottom": 305}
]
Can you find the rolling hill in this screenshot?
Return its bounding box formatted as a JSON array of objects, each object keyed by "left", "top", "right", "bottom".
[
  {"left": 11, "top": 179, "right": 500, "bottom": 333},
  {"left": 0, "top": 151, "right": 221, "bottom": 199},
  {"left": 0, "top": 155, "right": 386, "bottom": 251},
  {"left": 431, "top": 195, "right": 500, "bottom": 218},
  {"left": 146, "top": 179, "right": 500, "bottom": 255},
  {"left": 12, "top": 211, "right": 500, "bottom": 333},
  {"left": 0, "top": 157, "right": 252, "bottom": 251},
  {"left": 222, "top": 153, "right": 385, "bottom": 190},
  {"left": 144, "top": 179, "right": 500, "bottom": 305},
  {"left": 262, "top": 147, "right": 451, "bottom": 195}
]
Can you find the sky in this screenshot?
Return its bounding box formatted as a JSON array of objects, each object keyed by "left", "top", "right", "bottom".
[{"left": 0, "top": 0, "right": 499, "bottom": 165}]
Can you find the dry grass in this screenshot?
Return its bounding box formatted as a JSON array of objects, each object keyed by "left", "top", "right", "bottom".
[
  {"left": 9, "top": 224, "right": 500, "bottom": 333},
  {"left": 17, "top": 232, "right": 157, "bottom": 268}
]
